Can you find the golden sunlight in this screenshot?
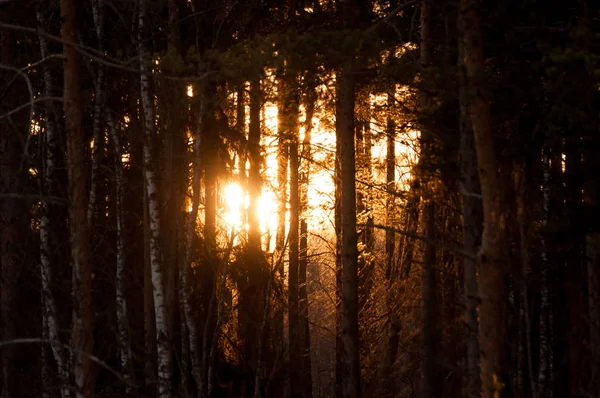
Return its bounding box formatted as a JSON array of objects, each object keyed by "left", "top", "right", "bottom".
[{"left": 215, "top": 79, "right": 418, "bottom": 252}]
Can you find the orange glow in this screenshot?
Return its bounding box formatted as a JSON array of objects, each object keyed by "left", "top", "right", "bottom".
[{"left": 216, "top": 82, "right": 418, "bottom": 251}]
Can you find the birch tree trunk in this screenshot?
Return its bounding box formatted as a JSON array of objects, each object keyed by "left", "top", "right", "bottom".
[
  {"left": 61, "top": 0, "right": 95, "bottom": 394},
  {"left": 37, "top": 11, "right": 71, "bottom": 398},
  {"left": 138, "top": 0, "right": 172, "bottom": 394},
  {"left": 459, "top": 0, "right": 510, "bottom": 395},
  {"left": 336, "top": 65, "right": 361, "bottom": 398}
]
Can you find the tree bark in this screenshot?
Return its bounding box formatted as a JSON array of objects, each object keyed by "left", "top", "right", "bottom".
[
  {"left": 138, "top": 0, "right": 172, "bottom": 394},
  {"left": 284, "top": 68, "right": 303, "bottom": 398},
  {"left": 61, "top": 0, "right": 95, "bottom": 394},
  {"left": 107, "top": 113, "right": 134, "bottom": 393},
  {"left": 0, "top": 20, "right": 26, "bottom": 398},
  {"left": 419, "top": 1, "right": 439, "bottom": 395},
  {"left": 460, "top": 0, "right": 510, "bottom": 395},
  {"left": 298, "top": 77, "right": 315, "bottom": 398},
  {"left": 336, "top": 65, "right": 361, "bottom": 398},
  {"left": 457, "top": 12, "right": 482, "bottom": 396},
  {"left": 37, "top": 11, "right": 71, "bottom": 398}
]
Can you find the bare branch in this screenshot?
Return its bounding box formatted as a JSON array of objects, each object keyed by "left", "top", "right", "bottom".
[
  {"left": 0, "top": 338, "right": 138, "bottom": 388},
  {"left": 363, "top": 223, "right": 476, "bottom": 260},
  {"left": 0, "top": 96, "right": 63, "bottom": 121},
  {"left": 21, "top": 54, "right": 66, "bottom": 71},
  {"left": 366, "top": 0, "right": 420, "bottom": 34},
  {"left": 0, "top": 193, "right": 67, "bottom": 205},
  {"left": 0, "top": 22, "right": 214, "bottom": 81}
]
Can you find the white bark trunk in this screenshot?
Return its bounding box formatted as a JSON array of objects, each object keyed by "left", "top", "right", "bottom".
[
  {"left": 37, "top": 13, "right": 71, "bottom": 397},
  {"left": 138, "top": 0, "right": 172, "bottom": 395}
]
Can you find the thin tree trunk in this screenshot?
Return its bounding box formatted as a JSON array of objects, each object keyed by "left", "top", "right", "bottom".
[
  {"left": 207, "top": 232, "right": 235, "bottom": 397},
  {"left": 0, "top": 21, "right": 26, "bottom": 398},
  {"left": 143, "top": 172, "right": 158, "bottom": 394},
  {"left": 107, "top": 113, "right": 133, "bottom": 393},
  {"left": 289, "top": 136, "right": 301, "bottom": 398},
  {"left": 298, "top": 77, "right": 315, "bottom": 398},
  {"left": 419, "top": 1, "right": 439, "bottom": 395},
  {"left": 385, "top": 93, "right": 396, "bottom": 281},
  {"left": 336, "top": 65, "right": 361, "bottom": 398},
  {"left": 378, "top": 91, "right": 399, "bottom": 398},
  {"left": 138, "top": 0, "right": 172, "bottom": 394},
  {"left": 182, "top": 83, "right": 204, "bottom": 398},
  {"left": 457, "top": 14, "right": 482, "bottom": 396},
  {"left": 585, "top": 138, "right": 600, "bottom": 396},
  {"left": 61, "top": 0, "right": 95, "bottom": 394},
  {"left": 87, "top": 0, "right": 105, "bottom": 227},
  {"left": 460, "top": 0, "right": 510, "bottom": 395},
  {"left": 565, "top": 136, "right": 586, "bottom": 396},
  {"left": 37, "top": 11, "right": 71, "bottom": 398},
  {"left": 248, "top": 75, "right": 262, "bottom": 251}
]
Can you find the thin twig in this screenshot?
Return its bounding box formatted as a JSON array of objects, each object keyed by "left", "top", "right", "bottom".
[
  {"left": 0, "top": 96, "right": 63, "bottom": 121},
  {"left": 0, "top": 338, "right": 138, "bottom": 388},
  {"left": 362, "top": 223, "right": 476, "bottom": 260},
  {"left": 21, "top": 54, "right": 66, "bottom": 71},
  {"left": 0, "top": 22, "right": 214, "bottom": 82}
]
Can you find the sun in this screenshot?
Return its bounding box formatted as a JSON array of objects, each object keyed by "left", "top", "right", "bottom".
[{"left": 222, "top": 182, "right": 278, "bottom": 239}]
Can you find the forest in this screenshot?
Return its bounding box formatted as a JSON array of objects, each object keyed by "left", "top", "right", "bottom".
[{"left": 0, "top": 0, "right": 599, "bottom": 397}]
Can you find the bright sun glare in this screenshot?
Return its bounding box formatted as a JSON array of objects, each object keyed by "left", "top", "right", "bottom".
[
  {"left": 222, "top": 182, "right": 278, "bottom": 236},
  {"left": 211, "top": 83, "right": 416, "bottom": 251}
]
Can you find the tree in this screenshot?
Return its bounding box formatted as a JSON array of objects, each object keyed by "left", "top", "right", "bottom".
[{"left": 459, "top": 0, "right": 509, "bottom": 395}]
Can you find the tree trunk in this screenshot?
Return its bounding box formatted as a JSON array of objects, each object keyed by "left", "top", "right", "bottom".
[
  {"left": 585, "top": 133, "right": 600, "bottom": 397},
  {"left": 299, "top": 76, "right": 315, "bottom": 398},
  {"left": 419, "top": 1, "right": 439, "bottom": 395},
  {"left": 565, "top": 136, "right": 586, "bottom": 396},
  {"left": 0, "top": 21, "right": 27, "bottom": 398},
  {"left": 138, "top": 0, "right": 172, "bottom": 394},
  {"left": 143, "top": 176, "right": 158, "bottom": 394},
  {"left": 87, "top": 0, "right": 105, "bottom": 227},
  {"left": 457, "top": 14, "right": 482, "bottom": 396},
  {"left": 37, "top": 11, "right": 71, "bottom": 398},
  {"left": 61, "top": 0, "right": 95, "bottom": 394},
  {"left": 107, "top": 113, "right": 134, "bottom": 393},
  {"left": 336, "top": 65, "right": 361, "bottom": 398},
  {"left": 378, "top": 92, "right": 400, "bottom": 398},
  {"left": 181, "top": 81, "right": 204, "bottom": 397},
  {"left": 459, "top": 0, "right": 510, "bottom": 395}
]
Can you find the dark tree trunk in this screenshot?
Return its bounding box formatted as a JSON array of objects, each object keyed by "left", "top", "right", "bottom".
[
  {"left": 61, "top": 0, "right": 95, "bottom": 394},
  {"left": 419, "top": 1, "right": 439, "bottom": 395},
  {"left": 459, "top": 0, "right": 510, "bottom": 395},
  {"left": 457, "top": 13, "right": 483, "bottom": 396},
  {"left": 336, "top": 65, "right": 361, "bottom": 398},
  {"left": 0, "top": 21, "right": 27, "bottom": 398}
]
